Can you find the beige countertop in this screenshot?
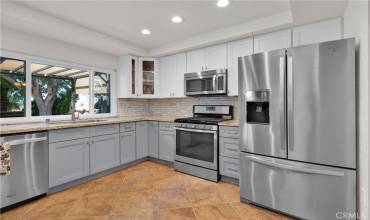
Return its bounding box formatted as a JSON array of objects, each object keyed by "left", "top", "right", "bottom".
[
  {"left": 0, "top": 115, "right": 178, "bottom": 135},
  {"left": 218, "top": 120, "right": 239, "bottom": 127},
  {"left": 0, "top": 116, "right": 239, "bottom": 135}
]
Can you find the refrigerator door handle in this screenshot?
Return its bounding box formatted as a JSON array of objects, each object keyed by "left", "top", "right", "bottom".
[
  {"left": 287, "top": 55, "right": 294, "bottom": 152},
  {"left": 279, "top": 56, "right": 286, "bottom": 151},
  {"left": 244, "top": 155, "right": 345, "bottom": 177}
]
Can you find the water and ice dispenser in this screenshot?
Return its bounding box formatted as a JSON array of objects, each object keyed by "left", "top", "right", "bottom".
[{"left": 246, "top": 91, "right": 270, "bottom": 124}]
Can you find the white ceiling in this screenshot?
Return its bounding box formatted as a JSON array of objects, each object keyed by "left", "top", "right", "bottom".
[
  {"left": 0, "top": 1, "right": 349, "bottom": 57},
  {"left": 17, "top": 1, "right": 291, "bottom": 49}
]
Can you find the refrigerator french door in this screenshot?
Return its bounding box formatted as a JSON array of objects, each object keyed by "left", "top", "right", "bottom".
[{"left": 238, "top": 38, "right": 356, "bottom": 220}]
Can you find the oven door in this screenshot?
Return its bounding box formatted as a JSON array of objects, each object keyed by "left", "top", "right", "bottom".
[
  {"left": 185, "top": 75, "right": 216, "bottom": 95},
  {"left": 175, "top": 127, "right": 218, "bottom": 170}
]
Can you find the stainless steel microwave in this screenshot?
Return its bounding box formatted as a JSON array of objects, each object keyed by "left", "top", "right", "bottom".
[{"left": 184, "top": 69, "right": 227, "bottom": 96}]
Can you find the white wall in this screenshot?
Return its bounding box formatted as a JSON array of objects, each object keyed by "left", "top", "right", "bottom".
[
  {"left": 343, "top": 1, "right": 369, "bottom": 219},
  {"left": 0, "top": 27, "right": 118, "bottom": 70}
]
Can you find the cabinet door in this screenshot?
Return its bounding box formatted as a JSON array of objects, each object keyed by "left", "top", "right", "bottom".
[
  {"left": 254, "top": 29, "right": 292, "bottom": 53},
  {"left": 159, "top": 129, "right": 175, "bottom": 162},
  {"left": 148, "top": 121, "right": 159, "bottom": 158},
  {"left": 136, "top": 121, "right": 148, "bottom": 159},
  {"left": 139, "top": 58, "right": 158, "bottom": 97},
  {"left": 117, "top": 55, "right": 138, "bottom": 98},
  {"left": 173, "top": 53, "right": 187, "bottom": 97},
  {"left": 186, "top": 49, "right": 206, "bottom": 72},
  {"left": 90, "top": 134, "right": 120, "bottom": 174},
  {"left": 293, "top": 18, "right": 342, "bottom": 47},
  {"left": 120, "top": 131, "right": 136, "bottom": 164},
  {"left": 206, "top": 44, "right": 227, "bottom": 70},
  {"left": 49, "top": 138, "right": 90, "bottom": 187},
  {"left": 227, "top": 38, "right": 253, "bottom": 96},
  {"left": 159, "top": 55, "right": 175, "bottom": 98}
]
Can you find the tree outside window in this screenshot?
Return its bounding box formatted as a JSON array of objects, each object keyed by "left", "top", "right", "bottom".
[
  {"left": 0, "top": 57, "right": 26, "bottom": 118},
  {"left": 31, "top": 63, "right": 90, "bottom": 116}
]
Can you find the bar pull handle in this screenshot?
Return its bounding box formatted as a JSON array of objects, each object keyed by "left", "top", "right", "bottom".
[
  {"left": 279, "top": 56, "right": 286, "bottom": 151},
  {"left": 287, "top": 55, "right": 294, "bottom": 152},
  {"left": 4, "top": 137, "right": 47, "bottom": 146},
  {"left": 245, "top": 155, "right": 344, "bottom": 177}
]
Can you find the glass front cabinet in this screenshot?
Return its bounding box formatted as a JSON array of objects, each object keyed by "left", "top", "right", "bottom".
[{"left": 117, "top": 55, "right": 159, "bottom": 98}]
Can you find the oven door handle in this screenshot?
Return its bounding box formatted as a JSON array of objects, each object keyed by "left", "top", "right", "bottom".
[{"left": 175, "top": 127, "right": 217, "bottom": 134}]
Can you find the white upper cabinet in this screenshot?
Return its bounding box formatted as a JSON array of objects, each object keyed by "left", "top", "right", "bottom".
[
  {"left": 227, "top": 38, "right": 253, "bottom": 96},
  {"left": 254, "top": 29, "right": 292, "bottom": 53},
  {"left": 293, "top": 18, "right": 343, "bottom": 47},
  {"left": 186, "top": 49, "right": 206, "bottom": 72},
  {"left": 117, "top": 55, "right": 138, "bottom": 98},
  {"left": 173, "top": 53, "right": 187, "bottom": 97},
  {"left": 186, "top": 43, "right": 227, "bottom": 72},
  {"left": 205, "top": 44, "right": 227, "bottom": 70},
  {"left": 159, "top": 55, "right": 173, "bottom": 98},
  {"left": 159, "top": 53, "right": 186, "bottom": 98},
  {"left": 138, "top": 57, "right": 159, "bottom": 98},
  {"left": 117, "top": 55, "right": 158, "bottom": 98}
]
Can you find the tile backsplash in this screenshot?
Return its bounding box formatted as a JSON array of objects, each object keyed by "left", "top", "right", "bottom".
[{"left": 118, "top": 96, "right": 239, "bottom": 119}]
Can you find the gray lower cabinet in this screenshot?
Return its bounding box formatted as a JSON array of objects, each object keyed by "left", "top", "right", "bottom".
[
  {"left": 159, "top": 128, "right": 175, "bottom": 162},
  {"left": 49, "top": 138, "right": 90, "bottom": 187},
  {"left": 90, "top": 134, "right": 120, "bottom": 174},
  {"left": 219, "top": 126, "right": 240, "bottom": 179},
  {"left": 219, "top": 156, "right": 240, "bottom": 179},
  {"left": 148, "top": 121, "right": 159, "bottom": 158},
  {"left": 120, "top": 131, "right": 136, "bottom": 164},
  {"left": 136, "top": 121, "right": 148, "bottom": 159}
]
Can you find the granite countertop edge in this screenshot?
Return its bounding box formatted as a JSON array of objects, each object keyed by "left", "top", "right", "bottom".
[{"left": 1, "top": 116, "right": 239, "bottom": 136}]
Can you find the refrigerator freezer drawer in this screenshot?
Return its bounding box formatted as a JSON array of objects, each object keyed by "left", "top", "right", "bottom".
[{"left": 239, "top": 152, "right": 356, "bottom": 220}]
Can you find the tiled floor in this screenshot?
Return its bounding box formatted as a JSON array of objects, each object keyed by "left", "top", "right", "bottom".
[{"left": 1, "top": 161, "right": 292, "bottom": 220}]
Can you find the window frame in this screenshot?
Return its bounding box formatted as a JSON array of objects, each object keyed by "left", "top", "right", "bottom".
[{"left": 0, "top": 50, "right": 117, "bottom": 124}]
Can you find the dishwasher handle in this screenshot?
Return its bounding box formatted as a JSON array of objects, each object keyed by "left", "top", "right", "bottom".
[{"left": 4, "top": 137, "right": 47, "bottom": 146}]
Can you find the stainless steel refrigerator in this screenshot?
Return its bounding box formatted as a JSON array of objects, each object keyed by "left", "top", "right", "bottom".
[{"left": 238, "top": 38, "right": 356, "bottom": 220}]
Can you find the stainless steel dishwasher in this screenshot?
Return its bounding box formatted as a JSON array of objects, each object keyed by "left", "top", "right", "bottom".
[{"left": 0, "top": 132, "right": 48, "bottom": 211}]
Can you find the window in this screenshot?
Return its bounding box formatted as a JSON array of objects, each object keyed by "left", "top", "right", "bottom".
[
  {"left": 31, "top": 63, "right": 90, "bottom": 116},
  {"left": 0, "top": 54, "right": 114, "bottom": 119},
  {"left": 94, "top": 72, "right": 111, "bottom": 114},
  {"left": 0, "top": 57, "right": 26, "bottom": 117}
]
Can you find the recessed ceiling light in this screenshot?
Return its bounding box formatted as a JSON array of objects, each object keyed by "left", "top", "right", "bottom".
[
  {"left": 217, "top": 0, "right": 229, "bottom": 7},
  {"left": 172, "top": 16, "right": 183, "bottom": 23},
  {"left": 141, "top": 29, "right": 151, "bottom": 35}
]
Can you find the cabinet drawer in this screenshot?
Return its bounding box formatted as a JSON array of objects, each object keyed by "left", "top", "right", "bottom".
[
  {"left": 49, "top": 127, "right": 90, "bottom": 143},
  {"left": 90, "top": 124, "right": 119, "bottom": 137},
  {"left": 219, "top": 126, "right": 240, "bottom": 138},
  {"left": 159, "top": 122, "right": 174, "bottom": 131},
  {"left": 220, "top": 156, "right": 240, "bottom": 179},
  {"left": 220, "top": 137, "right": 239, "bottom": 158},
  {"left": 120, "top": 122, "right": 136, "bottom": 132}
]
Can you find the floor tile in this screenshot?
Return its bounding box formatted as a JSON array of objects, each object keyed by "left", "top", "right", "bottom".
[
  {"left": 154, "top": 207, "right": 196, "bottom": 220},
  {"left": 65, "top": 193, "right": 116, "bottom": 218},
  {"left": 187, "top": 184, "right": 226, "bottom": 206},
  {"left": 2, "top": 161, "right": 292, "bottom": 220},
  {"left": 110, "top": 190, "right": 154, "bottom": 215},
  {"left": 152, "top": 187, "right": 192, "bottom": 210},
  {"left": 193, "top": 203, "right": 241, "bottom": 220},
  {"left": 216, "top": 182, "right": 240, "bottom": 203}
]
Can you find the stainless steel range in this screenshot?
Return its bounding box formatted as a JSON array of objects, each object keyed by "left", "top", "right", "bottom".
[{"left": 174, "top": 105, "right": 232, "bottom": 181}]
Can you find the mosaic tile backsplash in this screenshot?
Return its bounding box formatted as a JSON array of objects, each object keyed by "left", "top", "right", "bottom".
[{"left": 118, "top": 96, "right": 239, "bottom": 119}]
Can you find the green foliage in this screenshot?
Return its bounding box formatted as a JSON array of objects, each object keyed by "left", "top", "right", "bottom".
[{"left": 0, "top": 72, "right": 25, "bottom": 112}]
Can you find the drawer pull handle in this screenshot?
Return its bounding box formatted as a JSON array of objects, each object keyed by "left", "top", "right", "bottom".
[
  {"left": 226, "top": 148, "right": 238, "bottom": 152},
  {"left": 227, "top": 168, "right": 238, "bottom": 172}
]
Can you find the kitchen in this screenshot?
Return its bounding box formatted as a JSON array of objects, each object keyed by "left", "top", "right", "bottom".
[{"left": 0, "top": 1, "right": 368, "bottom": 220}]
